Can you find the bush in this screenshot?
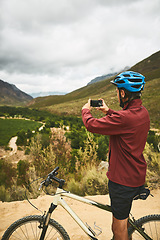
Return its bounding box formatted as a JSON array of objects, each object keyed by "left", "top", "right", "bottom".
[
  {"left": 9, "top": 184, "right": 26, "bottom": 201},
  {"left": 41, "top": 133, "right": 50, "bottom": 149},
  {"left": 67, "top": 178, "right": 82, "bottom": 195},
  {"left": 67, "top": 165, "right": 108, "bottom": 196},
  {"left": 82, "top": 167, "right": 108, "bottom": 195},
  {"left": 16, "top": 130, "right": 27, "bottom": 146},
  {"left": 97, "top": 135, "right": 109, "bottom": 161},
  {"left": 144, "top": 142, "right": 160, "bottom": 188},
  {"left": 25, "top": 147, "right": 30, "bottom": 155},
  {"left": 65, "top": 127, "right": 87, "bottom": 149},
  {"left": 17, "top": 160, "right": 30, "bottom": 185},
  {"left": 0, "top": 159, "right": 16, "bottom": 188},
  {"left": 0, "top": 185, "right": 10, "bottom": 202},
  {"left": 147, "top": 130, "right": 160, "bottom": 152}
]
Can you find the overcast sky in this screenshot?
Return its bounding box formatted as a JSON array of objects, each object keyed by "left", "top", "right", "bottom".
[{"left": 0, "top": 0, "right": 160, "bottom": 95}]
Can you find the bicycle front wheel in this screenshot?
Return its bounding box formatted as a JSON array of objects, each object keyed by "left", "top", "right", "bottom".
[
  {"left": 2, "top": 215, "right": 70, "bottom": 240},
  {"left": 128, "top": 214, "right": 160, "bottom": 239}
]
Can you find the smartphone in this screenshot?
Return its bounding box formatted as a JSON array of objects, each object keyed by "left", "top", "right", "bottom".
[{"left": 90, "top": 100, "right": 103, "bottom": 107}]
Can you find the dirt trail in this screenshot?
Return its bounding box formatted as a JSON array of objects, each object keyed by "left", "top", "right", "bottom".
[
  {"left": 1, "top": 136, "right": 18, "bottom": 159},
  {"left": 0, "top": 189, "right": 160, "bottom": 240},
  {"left": 8, "top": 136, "right": 18, "bottom": 154}
]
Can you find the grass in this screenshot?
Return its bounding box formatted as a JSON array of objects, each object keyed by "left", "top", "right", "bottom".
[
  {"left": 141, "top": 78, "right": 160, "bottom": 128},
  {"left": 0, "top": 118, "right": 42, "bottom": 146}
]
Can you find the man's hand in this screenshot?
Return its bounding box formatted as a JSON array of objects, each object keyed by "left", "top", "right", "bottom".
[
  {"left": 96, "top": 99, "right": 109, "bottom": 114},
  {"left": 82, "top": 99, "right": 92, "bottom": 110},
  {"left": 82, "top": 99, "right": 109, "bottom": 114}
]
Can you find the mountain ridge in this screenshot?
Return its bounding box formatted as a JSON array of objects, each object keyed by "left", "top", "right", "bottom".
[
  {"left": 0, "top": 79, "right": 33, "bottom": 106},
  {"left": 87, "top": 72, "right": 118, "bottom": 85},
  {"left": 28, "top": 50, "right": 160, "bottom": 109},
  {"left": 30, "top": 91, "right": 67, "bottom": 98},
  {"left": 87, "top": 66, "right": 130, "bottom": 85}
]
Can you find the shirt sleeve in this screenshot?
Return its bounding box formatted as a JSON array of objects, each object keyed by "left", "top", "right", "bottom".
[{"left": 82, "top": 108, "right": 125, "bottom": 135}]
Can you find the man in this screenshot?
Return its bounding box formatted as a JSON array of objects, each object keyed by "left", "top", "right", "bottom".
[{"left": 82, "top": 71, "right": 150, "bottom": 240}]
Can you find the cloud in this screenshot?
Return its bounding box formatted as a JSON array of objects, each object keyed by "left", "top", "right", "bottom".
[{"left": 0, "top": 0, "right": 160, "bottom": 94}]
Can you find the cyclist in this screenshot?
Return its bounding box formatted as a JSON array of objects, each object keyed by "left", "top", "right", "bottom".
[{"left": 82, "top": 71, "right": 150, "bottom": 240}]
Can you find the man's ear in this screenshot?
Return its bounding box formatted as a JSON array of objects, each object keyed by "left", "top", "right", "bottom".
[{"left": 120, "top": 89, "right": 126, "bottom": 98}]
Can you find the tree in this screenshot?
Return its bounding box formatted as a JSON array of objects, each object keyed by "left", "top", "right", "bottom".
[
  {"left": 0, "top": 159, "right": 16, "bottom": 188},
  {"left": 97, "top": 135, "right": 109, "bottom": 161},
  {"left": 17, "top": 160, "right": 30, "bottom": 185},
  {"left": 65, "top": 127, "right": 87, "bottom": 149},
  {"left": 16, "top": 130, "right": 27, "bottom": 146}
]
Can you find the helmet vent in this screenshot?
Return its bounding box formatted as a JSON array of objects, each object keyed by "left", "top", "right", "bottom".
[
  {"left": 131, "top": 85, "right": 142, "bottom": 89},
  {"left": 133, "top": 74, "right": 140, "bottom": 78},
  {"left": 116, "top": 80, "right": 125, "bottom": 84},
  {"left": 129, "top": 78, "right": 142, "bottom": 83},
  {"left": 123, "top": 74, "right": 130, "bottom": 77}
]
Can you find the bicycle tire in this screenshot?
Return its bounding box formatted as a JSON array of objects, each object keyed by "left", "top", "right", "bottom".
[
  {"left": 128, "top": 214, "right": 160, "bottom": 239},
  {"left": 2, "top": 215, "right": 70, "bottom": 240}
]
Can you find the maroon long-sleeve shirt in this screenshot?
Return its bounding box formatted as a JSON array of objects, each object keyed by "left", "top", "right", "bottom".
[{"left": 82, "top": 99, "right": 150, "bottom": 187}]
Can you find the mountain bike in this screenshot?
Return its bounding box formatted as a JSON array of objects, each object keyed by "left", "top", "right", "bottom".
[{"left": 2, "top": 166, "right": 160, "bottom": 240}]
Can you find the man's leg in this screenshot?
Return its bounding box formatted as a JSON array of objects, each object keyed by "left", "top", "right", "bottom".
[
  {"left": 112, "top": 216, "right": 128, "bottom": 240},
  {"left": 108, "top": 181, "right": 141, "bottom": 239}
]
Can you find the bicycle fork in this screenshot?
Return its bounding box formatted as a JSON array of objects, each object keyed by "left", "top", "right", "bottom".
[{"left": 39, "top": 203, "right": 57, "bottom": 240}]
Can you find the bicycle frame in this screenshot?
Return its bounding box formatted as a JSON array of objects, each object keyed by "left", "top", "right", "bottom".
[
  {"left": 46, "top": 187, "right": 152, "bottom": 240},
  {"left": 49, "top": 187, "right": 111, "bottom": 239}
]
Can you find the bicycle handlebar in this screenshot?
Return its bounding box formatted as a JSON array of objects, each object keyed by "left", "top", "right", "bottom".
[{"left": 39, "top": 166, "right": 65, "bottom": 190}]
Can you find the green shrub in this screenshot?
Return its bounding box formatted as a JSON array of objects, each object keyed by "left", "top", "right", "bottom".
[
  {"left": 16, "top": 130, "right": 27, "bottom": 146},
  {"left": 67, "top": 178, "right": 82, "bottom": 195},
  {"left": 9, "top": 184, "right": 26, "bottom": 201},
  {"left": 0, "top": 159, "right": 16, "bottom": 188},
  {"left": 147, "top": 130, "right": 160, "bottom": 152},
  {"left": 0, "top": 185, "right": 10, "bottom": 202},
  {"left": 82, "top": 167, "right": 108, "bottom": 195},
  {"left": 25, "top": 147, "right": 30, "bottom": 155},
  {"left": 67, "top": 165, "right": 108, "bottom": 196},
  {"left": 144, "top": 142, "right": 160, "bottom": 188},
  {"left": 17, "top": 160, "right": 30, "bottom": 185},
  {"left": 97, "top": 135, "right": 109, "bottom": 161}
]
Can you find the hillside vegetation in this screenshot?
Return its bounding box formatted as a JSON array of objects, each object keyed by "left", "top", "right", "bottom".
[
  {"left": 28, "top": 51, "right": 160, "bottom": 128},
  {"left": 0, "top": 118, "right": 159, "bottom": 201},
  {"left": 0, "top": 119, "right": 42, "bottom": 146}
]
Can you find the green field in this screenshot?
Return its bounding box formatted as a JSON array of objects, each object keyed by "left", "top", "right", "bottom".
[{"left": 0, "top": 118, "right": 42, "bottom": 146}]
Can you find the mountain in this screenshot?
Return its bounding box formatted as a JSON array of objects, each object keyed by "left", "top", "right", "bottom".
[
  {"left": 0, "top": 79, "right": 33, "bottom": 106},
  {"left": 30, "top": 91, "right": 67, "bottom": 98},
  {"left": 87, "top": 73, "right": 118, "bottom": 85},
  {"left": 28, "top": 50, "right": 160, "bottom": 128},
  {"left": 87, "top": 67, "right": 130, "bottom": 85}
]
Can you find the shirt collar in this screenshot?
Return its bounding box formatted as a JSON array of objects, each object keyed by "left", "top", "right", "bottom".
[{"left": 123, "top": 99, "right": 142, "bottom": 110}]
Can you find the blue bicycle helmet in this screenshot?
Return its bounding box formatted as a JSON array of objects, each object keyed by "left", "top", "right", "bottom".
[{"left": 111, "top": 71, "right": 145, "bottom": 92}]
